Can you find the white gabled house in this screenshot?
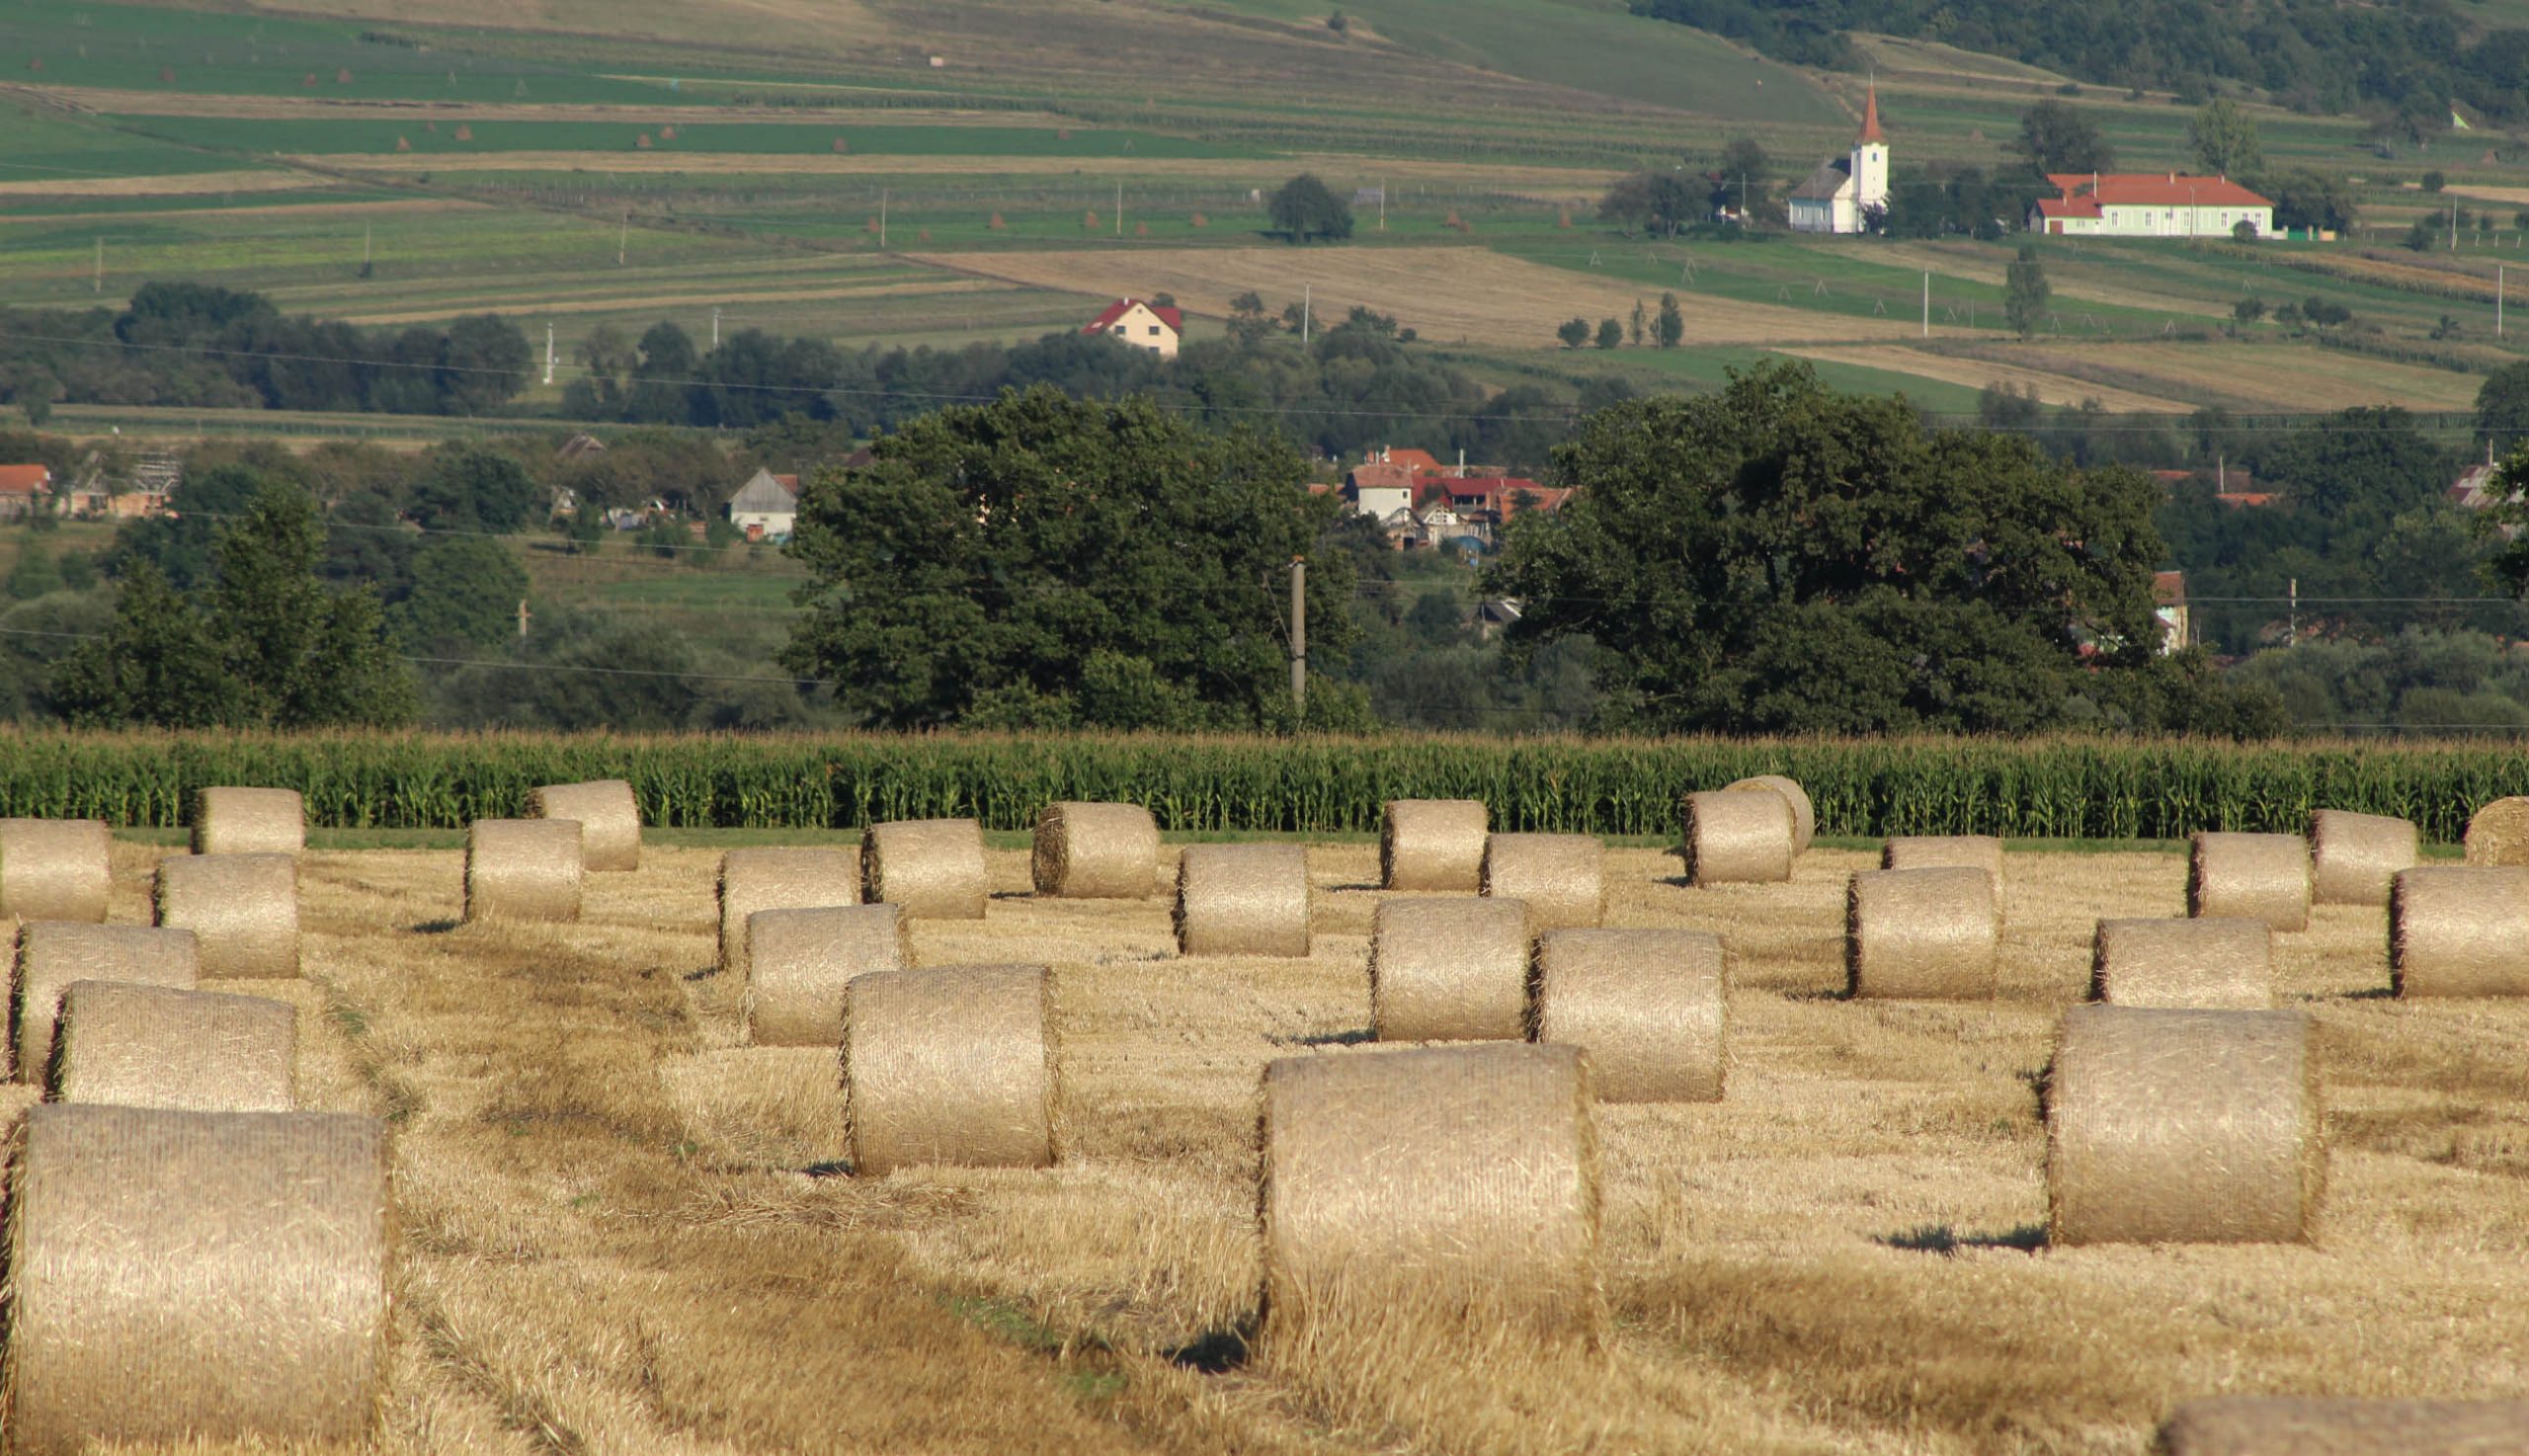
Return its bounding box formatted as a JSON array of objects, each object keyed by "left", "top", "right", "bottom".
[
  {"left": 1083, "top": 297, "right": 1183, "bottom": 360},
  {"left": 1787, "top": 86, "right": 1890, "bottom": 235},
  {"left": 726, "top": 468, "right": 800, "bottom": 541}
]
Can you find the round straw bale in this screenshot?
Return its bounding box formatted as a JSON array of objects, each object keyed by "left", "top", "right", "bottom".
[
  {"left": 1370, "top": 897, "right": 1530, "bottom": 1042},
  {"left": 1380, "top": 799, "right": 1490, "bottom": 892},
  {"left": 1175, "top": 843, "right": 1311, "bottom": 956},
  {"left": 0, "top": 818, "right": 111, "bottom": 925},
  {"left": 1882, "top": 835, "right": 2003, "bottom": 887},
  {"left": 861, "top": 818, "right": 988, "bottom": 920},
  {"left": 2090, "top": 917, "right": 2272, "bottom": 1010},
  {"left": 1531, "top": 929, "right": 1724, "bottom": 1102},
  {"left": 1844, "top": 866, "right": 1999, "bottom": 1000},
  {"left": 12, "top": 922, "right": 199, "bottom": 1083},
  {"left": 842, "top": 961, "right": 1054, "bottom": 1174},
  {"left": 719, "top": 847, "right": 858, "bottom": 977},
  {"left": 745, "top": 903, "right": 910, "bottom": 1046},
  {"left": 2463, "top": 795, "right": 2529, "bottom": 866},
  {"left": 2155, "top": 1397, "right": 2529, "bottom": 1455},
  {"left": 2390, "top": 865, "right": 2529, "bottom": 998},
  {"left": 152, "top": 851, "right": 299, "bottom": 979},
  {"left": 527, "top": 779, "right": 640, "bottom": 872},
  {"left": 2188, "top": 832, "right": 2312, "bottom": 932},
  {"left": 1678, "top": 790, "right": 1794, "bottom": 886},
  {"left": 51, "top": 980, "right": 295, "bottom": 1112},
  {"left": 1260, "top": 1042, "right": 1599, "bottom": 1335},
  {"left": 5, "top": 1103, "right": 388, "bottom": 1454},
  {"left": 1480, "top": 833, "right": 1603, "bottom": 930},
  {"left": 2307, "top": 809, "right": 2418, "bottom": 907},
  {"left": 2046, "top": 1004, "right": 2323, "bottom": 1247},
  {"left": 1031, "top": 801, "right": 1159, "bottom": 899},
  {"left": 189, "top": 787, "right": 305, "bottom": 857},
  {"left": 1725, "top": 773, "right": 1814, "bottom": 853},
  {"left": 463, "top": 818, "right": 582, "bottom": 925}
]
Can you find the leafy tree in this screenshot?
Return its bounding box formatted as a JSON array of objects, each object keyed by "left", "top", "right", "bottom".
[
  {"left": 781, "top": 384, "right": 1354, "bottom": 729},
  {"left": 1594, "top": 317, "right": 1624, "bottom": 350},
  {"left": 2189, "top": 98, "right": 2263, "bottom": 176},
  {"left": 1597, "top": 171, "right": 1699, "bottom": 237},
  {"left": 1228, "top": 290, "right": 1275, "bottom": 348},
  {"left": 426, "top": 604, "right": 705, "bottom": 730},
  {"left": 397, "top": 534, "right": 530, "bottom": 649},
  {"left": 437, "top": 314, "right": 532, "bottom": 416},
  {"left": 2015, "top": 101, "right": 2114, "bottom": 174},
  {"left": 1629, "top": 298, "right": 1647, "bottom": 347},
  {"left": 2005, "top": 246, "right": 2052, "bottom": 338},
  {"left": 408, "top": 443, "right": 538, "bottom": 533},
  {"left": 625, "top": 321, "right": 698, "bottom": 424},
  {"left": 1718, "top": 135, "right": 1769, "bottom": 212},
  {"left": 2422, "top": 169, "right": 2447, "bottom": 193},
  {"left": 103, "top": 461, "right": 275, "bottom": 589},
  {"left": 2477, "top": 362, "right": 2529, "bottom": 452},
  {"left": 1655, "top": 292, "right": 1684, "bottom": 348},
  {"left": 1266, "top": 174, "right": 1353, "bottom": 244},
  {"left": 2233, "top": 296, "right": 2267, "bottom": 324},
  {"left": 1556, "top": 317, "right": 1591, "bottom": 350}
]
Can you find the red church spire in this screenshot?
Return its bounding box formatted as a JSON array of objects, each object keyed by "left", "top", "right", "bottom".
[{"left": 1858, "top": 83, "right": 1885, "bottom": 145}]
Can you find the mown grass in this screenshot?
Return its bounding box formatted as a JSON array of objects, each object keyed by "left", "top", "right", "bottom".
[{"left": 114, "top": 117, "right": 1271, "bottom": 162}]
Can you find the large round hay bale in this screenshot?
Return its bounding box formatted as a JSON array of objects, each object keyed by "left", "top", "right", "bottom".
[
  {"left": 2390, "top": 865, "right": 2529, "bottom": 998},
  {"left": 1175, "top": 843, "right": 1310, "bottom": 956},
  {"left": 1882, "top": 835, "right": 2003, "bottom": 887},
  {"left": 2307, "top": 809, "right": 2418, "bottom": 907},
  {"left": 0, "top": 818, "right": 111, "bottom": 925},
  {"left": 2188, "top": 832, "right": 2312, "bottom": 932},
  {"left": 2090, "top": 917, "right": 2272, "bottom": 1010},
  {"left": 1530, "top": 929, "right": 1725, "bottom": 1102},
  {"left": 1379, "top": 799, "right": 1489, "bottom": 892},
  {"left": 2463, "top": 795, "right": 2529, "bottom": 866},
  {"left": 1725, "top": 773, "right": 1814, "bottom": 853},
  {"left": 189, "top": 787, "right": 305, "bottom": 857},
  {"left": 1678, "top": 790, "right": 1794, "bottom": 886},
  {"left": 527, "top": 779, "right": 640, "bottom": 872},
  {"left": 52, "top": 980, "right": 295, "bottom": 1113},
  {"left": 1844, "top": 866, "right": 1999, "bottom": 1000},
  {"left": 462, "top": 819, "right": 582, "bottom": 925},
  {"left": 2046, "top": 1004, "right": 2323, "bottom": 1247},
  {"left": 1260, "top": 1042, "right": 1598, "bottom": 1335},
  {"left": 153, "top": 852, "right": 299, "bottom": 979},
  {"left": 1369, "top": 896, "right": 1529, "bottom": 1042},
  {"left": 718, "top": 847, "right": 858, "bottom": 977},
  {"left": 1480, "top": 833, "right": 1603, "bottom": 930},
  {"left": 12, "top": 922, "right": 199, "bottom": 1082},
  {"left": 5, "top": 1104, "right": 388, "bottom": 1454},
  {"left": 843, "top": 962, "right": 1055, "bottom": 1174},
  {"left": 745, "top": 903, "right": 910, "bottom": 1046},
  {"left": 1031, "top": 801, "right": 1159, "bottom": 899},
  {"left": 2155, "top": 1397, "right": 2529, "bottom": 1455},
  {"left": 861, "top": 818, "right": 988, "bottom": 920}
]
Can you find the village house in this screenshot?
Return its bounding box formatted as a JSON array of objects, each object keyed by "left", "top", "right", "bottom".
[
  {"left": 725, "top": 468, "right": 800, "bottom": 541},
  {"left": 2153, "top": 571, "right": 2190, "bottom": 654},
  {"left": 0, "top": 465, "right": 52, "bottom": 522},
  {"left": 2031, "top": 173, "right": 2274, "bottom": 239},
  {"left": 1787, "top": 86, "right": 1890, "bottom": 235},
  {"left": 1342, "top": 460, "right": 1416, "bottom": 523},
  {"left": 1082, "top": 298, "right": 1183, "bottom": 360}
]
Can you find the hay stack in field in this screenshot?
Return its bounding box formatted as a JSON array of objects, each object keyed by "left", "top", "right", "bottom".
[
  {"left": 861, "top": 818, "right": 988, "bottom": 920},
  {"left": 2188, "top": 832, "right": 2312, "bottom": 931},
  {"left": 189, "top": 787, "right": 305, "bottom": 857},
  {"left": 2155, "top": 1397, "right": 2529, "bottom": 1454},
  {"left": 1882, "top": 835, "right": 2003, "bottom": 887},
  {"left": 1175, "top": 843, "right": 1310, "bottom": 956},
  {"left": 1380, "top": 799, "right": 1489, "bottom": 891},
  {"left": 1260, "top": 1042, "right": 1598, "bottom": 1335},
  {"left": 1480, "top": 833, "right": 1602, "bottom": 930},
  {"left": 462, "top": 819, "right": 582, "bottom": 925},
  {"left": 1031, "top": 801, "right": 1159, "bottom": 899},
  {"left": 1678, "top": 790, "right": 1794, "bottom": 886},
  {"left": 5, "top": 1104, "right": 388, "bottom": 1454},
  {"left": 1844, "top": 866, "right": 1999, "bottom": 1000},
  {"left": 2046, "top": 1004, "right": 2322, "bottom": 1247},
  {"left": 843, "top": 962, "right": 1054, "bottom": 1174},
  {"left": 153, "top": 852, "right": 298, "bottom": 978},
  {"left": 2307, "top": 809, "right": 2418, "bottom": 907},
  {"left": 1369, "top": 897, "right": 1529, "bottom": 1042},
  {"left": 12, "top": 922, "right": 198, "bottom": 1082},
  {"left": 526, "top": 779, "right": 640, "bottom": 872},
  {"left": 2463, "top": 796, "right": 2529, "bottom": 865},
  {"left": 52, "top": 980, "right": 295, "bottom": 1112},
  {"left": 1530, "top": 929, "right": 1725, "bottom": 1102},
  {"left": 746, "top": 903, "right": 910, "bottom": 1046},
  {"left": 718, "top": 847, "right": 858, "bottom": 977},
  {"left": 0, "top": 819, "right": 111, "bottom": 925},
  {"left": 2390, "top": 865, "right": 2529, "bottom": 998},
  {"left": 2090, "top": 917, "right": 2272, "bottom": 1010},
  {"left": 1725, "top": 773, "right": 1814, "bottom": 853}
]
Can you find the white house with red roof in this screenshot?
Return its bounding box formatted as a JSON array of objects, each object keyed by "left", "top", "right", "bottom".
[
  {"left": 0, "top": 464, "right": 52, "bottom": 522},
  {"left": 1788, "top": 86, "right": 1891, "bottom": 235},
  {"left": 726, "top": 467, "right": 800, "bottom": 541},
  {"left": 1083, "top": 297, "right": 1183, "bottom": 360},
  {"left": 2032, "top": 173, "right": 2273, "bottom": 239}
]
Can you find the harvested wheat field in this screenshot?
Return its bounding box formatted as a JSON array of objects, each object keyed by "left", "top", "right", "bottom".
[
  {"left": 917, "top": 247, "right": 1962, "bottom": 349},
  {"left": 1784, "top": 347, "right": 2194, "bottom": 413},
  {"left": 25, "top": 832, "right": 2522, "bottom": 1454}
]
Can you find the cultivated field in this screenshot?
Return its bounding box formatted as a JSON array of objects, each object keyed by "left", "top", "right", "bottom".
[
  {"left": 1782, "top": 347, "right": 2196, "bottom": 413},
  {"left": 44, "top": 833, "right": 2524, "bottom": 1453}
]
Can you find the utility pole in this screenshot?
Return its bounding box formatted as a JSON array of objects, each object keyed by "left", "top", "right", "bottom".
[
  {"left": 2501, "top": 264, "right": 2507, "bottom": 338},
  {"left": 1115, "top": 180, "right": 1123, "bottom": 238},
  {"left": 2452, "top": 196, "right": 2460, "bottom": 252},
  {"left": 879, "top": 188, "right": 888, "bottom": 249},
  {"left": 363, "top": 222, "right": 372, "bottom": 270},
  {"left": 542, "top": 322, "right": 555, "bottom": 386},
  {"left": 617, "top": 209, "right": 628, "bottom": 267},
  {"left": 2288, "top": 577, "right": 2299, "bottom": 644},
  {"left": 711, "top": 307, "right": 721, "bottom": 348},
  {"left": 516, "top": 599, "right": 531, "bottom": 640},
  {"left": 1378, "top": 181, "right": 1385, "bottom": 232},
  {"left": 1302, "top": 283, "right": 1312, "bottom": 344},
  {"left": 1921, "top": 270, "right": 1928, "bottom": 338},
  {"left": 1288, "top": 557, "right": 1306, "bottom": 718},
  {"left": 92, "top": 237, "right": 101, "bottom": 294}
]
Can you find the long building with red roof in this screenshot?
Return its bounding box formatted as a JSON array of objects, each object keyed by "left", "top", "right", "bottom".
[{"left": 2030, "top": 173, "right": 2274, "bottom": 240}]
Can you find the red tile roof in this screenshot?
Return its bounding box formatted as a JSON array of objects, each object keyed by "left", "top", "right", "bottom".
[
  {"left": 2035, "top": 197, "right": 2103, "bottom": 220},
  {"left": 0, "top": 465, "right": 50, "bottom": 497},
  {"left": 1083, "top": 297, "right": 1183, "bottom": 337},
  {"left": 2153, "top": 570, "right": 2186, "bottom": 604},
  {"left": 1858, "top": 84, "right": 1885, "bottom": 145},
  {"left": 2045, "top": 173, "right": 2272, "bottom": 208},
  {"left": 1374, "top": 446, "right": 1445, "bottom": 473},
  {"left": 1346, "top": 462, "right": 1414, "bottom": 492},
  {"left": 2216, "top": 492, "right": 2278, "bottom": 508}
]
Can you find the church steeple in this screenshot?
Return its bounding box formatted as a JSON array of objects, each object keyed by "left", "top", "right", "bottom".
[{"left": 1858, "top": 82, "right": 1885, "bottom": 145}]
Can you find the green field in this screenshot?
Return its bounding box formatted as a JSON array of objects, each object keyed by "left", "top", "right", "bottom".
[{"left": 112, "top": 117, "right": 1271, "bottom": 161}]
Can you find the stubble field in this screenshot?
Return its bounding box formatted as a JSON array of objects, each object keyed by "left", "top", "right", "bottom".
[{"left": 44, "top": 834, "right": 2527, "bottom": 1454}]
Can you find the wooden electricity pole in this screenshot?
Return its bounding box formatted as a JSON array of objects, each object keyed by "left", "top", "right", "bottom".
[{"left": 1289, "top": 557, "right": 1306, "bottom": 718}]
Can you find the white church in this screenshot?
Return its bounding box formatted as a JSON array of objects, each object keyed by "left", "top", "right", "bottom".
[{"left": 1787, "top": 86, "right": 1890, "bottom": 234}]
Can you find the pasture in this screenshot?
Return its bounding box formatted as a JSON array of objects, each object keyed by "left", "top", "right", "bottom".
[{"left": 29, "top": 829, "right": 2525, "bottom": 1453}]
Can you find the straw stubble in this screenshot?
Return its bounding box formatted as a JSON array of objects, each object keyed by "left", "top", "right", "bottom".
[
  {"left": 1031, "top": 802, "right": 1159, "bottom": 899},
  {"left": 718, "top": 847, "right": 858, "bottom": 977},
  {"left": 11, "top": 922, "right": 199, "bottom": 1082},
  {"left": 1175, "top": 843, "right": 1311, "bottom": 957},
  {"left": 842, "top": 962, "right": 1055, "bottom": 1175},
  {"left": 2155, "top": 1397, "right": 2529, "bottom": 1455},
  {"left": 2188, "top": 832, "right": 2312, "bottom": 931},
  {"left": 1380, "top": 799, "right": 1489, "bottom": 892},
  {"left": 2307, "top": 809, "right": 2418, "bottom": 907},
  {"left": 1481, "top": 833, "right": 1603, "bottom": 930},
  {"left": 862, "top": 818, "right": 988, "bottom": 920},
  {"left": 2390, "top": 865, "right": 2529, "bottom": 998},
  {"left": 1370, "top": 897, "right": 1530, "bottom": 1043},
  {"left": 1678, "top": 791, "right": 1793, "bottom": 886},
  {"left": 1530, "top": 929, "right": 1725, "bottom": 1102},
  {"left": 189, "top": 787, "right": 305, "bottom": 857},
  {"left": 2090, "top": 917, "right": 2273, "bottom": 1009},
  {"left": 746, "top": 903, "right": 910, "bottom": 1046},
  {"left": 51, "top": 980, "right": 296, "bottom": 1113},
  {"left": 0, "top": 818, "right": 111, "bottom": 925},
  {"left": 153, "top": 851, "right": 300, "bottom": 978},
  {"left": 463, "top": 818, "right": 582, "bottom": 924},
  {"left": 1845, "top": 866, "right": 1999, "bottom": 1000},
  {"left": 527, "top": 779, "right": 641, "bottom": 872}
]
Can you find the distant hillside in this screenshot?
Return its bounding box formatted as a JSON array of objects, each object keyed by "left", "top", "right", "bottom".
[{"left": 1631, "top": 0, "right": 2529, "bottom": 128}]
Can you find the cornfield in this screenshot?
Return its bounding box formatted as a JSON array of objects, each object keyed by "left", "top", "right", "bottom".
[{"left": 0, "top": 731, "right": 2513, "bottom": 843}]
